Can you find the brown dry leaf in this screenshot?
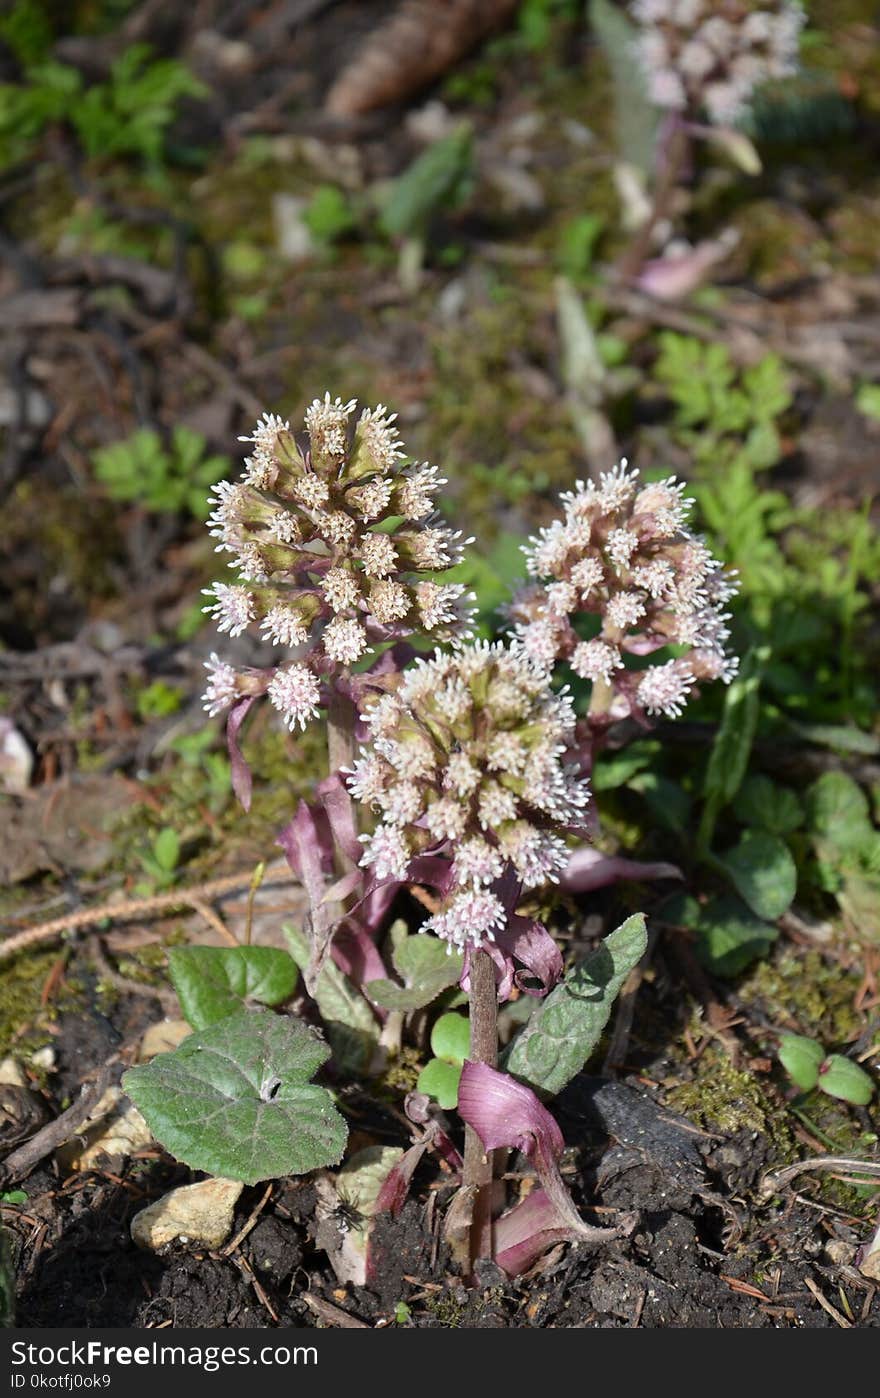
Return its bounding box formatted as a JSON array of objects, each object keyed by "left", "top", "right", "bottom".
[{"left": 325, "top": 0, "right": 519, "bottom": 118}]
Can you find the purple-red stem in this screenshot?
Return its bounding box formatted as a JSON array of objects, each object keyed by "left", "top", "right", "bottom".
[
  {"left": 615, "top": 115, "right": 690, "bottom": 284},
  {"left": 463, "top": 947, "right": 499, "bottom": 1264}
]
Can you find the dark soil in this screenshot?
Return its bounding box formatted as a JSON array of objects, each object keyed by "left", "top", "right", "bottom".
[{"left": 6, "top": 982, "right": 878, "bottom": 1330}]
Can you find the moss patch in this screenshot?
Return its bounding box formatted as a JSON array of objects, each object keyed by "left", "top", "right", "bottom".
[
  {"left": 0, "top": 949, "right": 83, "bottom": 1061},
  {"left": 665, "top": 1044, "right": 795, "bottom": 1161},
  {"left": 738, "top": 949, "right": 864, "bottom": 1046}
]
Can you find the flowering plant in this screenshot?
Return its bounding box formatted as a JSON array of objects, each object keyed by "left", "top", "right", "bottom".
[
  {"left": 605, "top": 0, "right": 805, "bottom": 292},
  {"left": 124, "top": 395, "right": 737, "bottom": 1277}
]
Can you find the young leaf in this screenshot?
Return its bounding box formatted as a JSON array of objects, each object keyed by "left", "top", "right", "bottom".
[
  {"left": 430, "top": 1011, "right": 470, "bottom": 1065},
  {"left": 589, "top": 0, "right": 658, "bottom": 174},
  {"left": 504, "top": 914, "right": 647, "bottom": 1096},
  {"left": 152, "top": 827, "right": 180, "bottom": 874},
  {"left": 694, "top": 893, "right": 778, "bottom": 977},
  {"left": 378, "top": 124, "right": 473, "bottom": 239},
  {"left": 416, "top": 1057, "right": 462, "bottom": 1110},
  {"left": 123, "top": 1009, "right": 347, "bottom": 1185},
  {"left": 732, "top": 775, "right": 804, "bottom": 835},
  {"left": 718, "top": 830, "right": 797, "bottom": 920},
  {"left": 817, "top": 1055, "right": 875, "bottom": 1107},
  {"left": 366, "top": 933, "right": 462, "bottom": 1012},
  {"left": 806, "top": 771, "right": 874, "bottom": 853},
  {"left": 778, "top": 1033, "right": 824, "bottom": 1091},
  {"left": 698, "top": 647, "right": 765, "bottom": 852},
  {"left": 168, "top": 945, "right": 299, "bottom": 1030},
  {"left": 284, "top": 926, "right": 380, "bottom": 1075}
]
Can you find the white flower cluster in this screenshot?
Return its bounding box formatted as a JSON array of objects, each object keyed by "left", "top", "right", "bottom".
[
  {"left": 348, "top": 643, "right": 590, "bottom": 953},
  {"left": 509, "top": 461, "right": 738, "bottom": 721},
  {"left": 200, "top": 395, "right": 474, "bottom": 731},
  {"left": 631, "top": 0, "right": 804, "bottom": 126}
]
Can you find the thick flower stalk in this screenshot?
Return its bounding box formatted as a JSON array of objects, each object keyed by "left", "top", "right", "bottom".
[
  {"left": 348, "top": 642, "right": 590, "bottom": 957},
  {"left": 631, "top": 0, "right": 804, "bottom": 127},
  {"left": 507, "top": 461, "right": 738, "bottom": 725},
  {"left": 201, "top": 395, "right": 473, "bottom": 735}
]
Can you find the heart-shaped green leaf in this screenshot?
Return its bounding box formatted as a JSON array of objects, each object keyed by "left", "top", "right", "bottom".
[
  {"left": 807, "top": 771, "right": 874, "bottom": 854},
  {"left": 416, "top": 1058, "right": 462, "bottom": 1110},
  {"left": 504, "top": 913, "right": 647, "bottom": 1096},
  {"left": 778, "top": 1033, "right": 824, "bottom": 1091},
  {"left": 169, "top": 946, "right": 299, "bottom": 1029},
  {"left": 817, "top": 1055, "right": 875, "bottom": 1106},
  {"left": 719, "top": 830, "right": 797, "bottom": 920},
  {"left": 430, "top": 1011, "right": 470, "bottom": 1065},
  {"left": 123, "top": 1008, "right": 347, "bottom": 1185},
  {"left": 367, "top": 931, "right": 462, "bottom": 1012},
  {"left": 694, "top": 893, "right": 778, "bottom": 977},
  {"left": 733, "top": 776, "right": 804, "bottom": 835}
]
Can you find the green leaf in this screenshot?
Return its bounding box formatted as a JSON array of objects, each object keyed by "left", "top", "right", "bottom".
[
  {"left": 778, "top": 1033, "right": 824, "bottom": 1091},
  {"left": 367, "top": 932, "right": 462, "bottom": 1012},
  {"left": 505, "top": 913, "right": 647, "bottom": 1096},
  {"left": 123, "top": 1008, "right": 347, "bottom": 1185},
  {"left": 305, "top": 185, "right": 356, "bottom": 243},
  {"left": 591, "top": 739, "right": 660, "bottom": 791},
  {"left": 699, "top": 647, "right": 765, "bottom": 851},
  {"left": 786, "top": 721, "right": 880, "bottom": 757},
  {"left": 694, "top": 894, "right": 778, "bottom": 977},
  {"left": 817, "top": 1055, "right": 875, "bottom": 1106},
  {"left": 430, "top": 1011, "right": 470, "bottom": 1065},
  {"left": 168, "top": 946, "right": 299, "bottom": 1030},
  {"left": 556, "top": 214, "right": 604, "bottom": 278},
  {"left": 151, "top": 827, "right": 180, "bottom": 873},
  {"left": 732, "top": 775, "right": 803, "bottom": 834},
  {"left": 627, "top": 771, "right": 692, "bottom": 834},
  {"left": 284, "top": 926, "right": 380, "bottom": 1075},
  {"left": 590, "top": 0, "right": 658, "bottom": 173},
  {"left": 855, "top": 383, "right": 880, "bottom": 422},
  {"left": 806, "top": 771, "right": 874, "bottom": 853},
  {"left": 416, "top": 1057, "right": 462, "bottom": 1110},
  {"left": 379, "top": 124, "right": 473, "bottom": 238},
  {"left": 718, "top": 830, "right": 797, "bottom": 920}
]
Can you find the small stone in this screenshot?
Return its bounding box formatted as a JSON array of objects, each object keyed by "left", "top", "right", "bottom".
[
  {"left": 62, "top": 1098, "right": 154, "bottom": 1171},
  {"left": 0, "top": 1057, "right": 28, "bottom": 1088},
  {"left": 823, "top": 1239, "right": 855, "bottom": 1267},
  {"left": 131, "top": 1178, "right": 244, "bottom": 1252},
  {"left": 56, "top": 1085, "right": 154, "bottom": 1170},
  {"left": 138, "top": 1020, "right": 191, "bottom": 1061},
  {"left": 30, "top": 1046, "right": 56, "bottom": 1072},
  {"left": 273, "top": 194, "right": 312, "bottom": 263},
  {"left": 0, "top": 720, "right": 33, "bottom": 795},
  {"left": 858, "top": 1224, "right": 880, "bottom": 1283}
]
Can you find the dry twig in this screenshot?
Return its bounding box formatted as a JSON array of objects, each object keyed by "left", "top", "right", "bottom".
[{"left": 0, "top": 869, "right": 295, "bottom": 962}]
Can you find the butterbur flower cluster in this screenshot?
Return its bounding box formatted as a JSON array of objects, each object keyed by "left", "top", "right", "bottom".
[
  {"left": 348, "top": 643, "right": 590, "bottom": 953},
  {"left": 509, "top": 461, "right": 738, "bottom": 722},
  {"left": 202, "top": 395, "right": 474, "bottom": 731},
  {"left": 631, "top": 0, "right": 804, "bottom": 126}
]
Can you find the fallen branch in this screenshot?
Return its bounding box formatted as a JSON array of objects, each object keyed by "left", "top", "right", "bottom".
[
  {"left": 0, "top": 868, "right": 296, "bottom": 962},
  {"left": 0, "top": 1059, "right": 119, "bottom": 1183}
]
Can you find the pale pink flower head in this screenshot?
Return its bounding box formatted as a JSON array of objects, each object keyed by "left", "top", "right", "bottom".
[
  {"left": 630, "top": 0, "right": 804, "bottom": 126},
  {"left": 200, "top": 394, "right": 475, "bottom": 728},
  {"left": 348, "top": 643, "right": 589, "bottom": 953},
  {"left": 510, "top": 460, "right": 738, "bottom": 723}
]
